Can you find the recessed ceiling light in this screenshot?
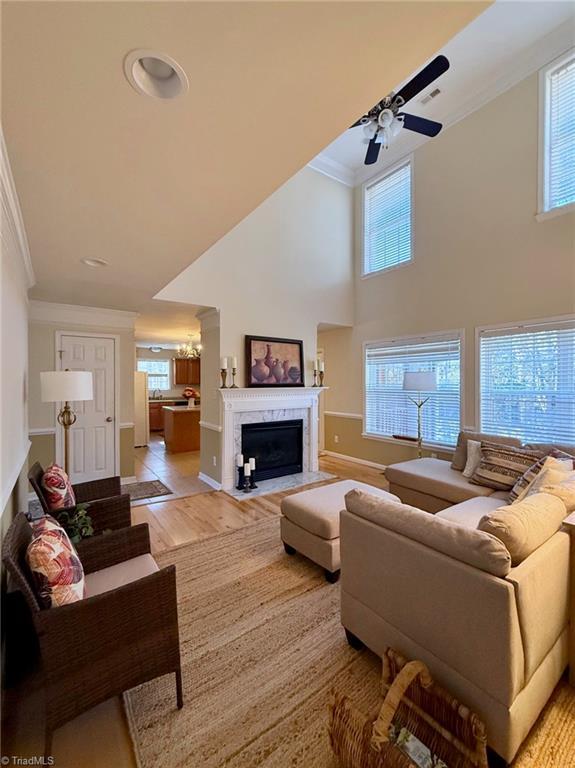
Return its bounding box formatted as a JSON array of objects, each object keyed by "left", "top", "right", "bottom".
[
  {"left": 81, "top": 258, "right": 108, "bottom": 268},
  {"left": 124, "top": 49, "right": 188, "bottom": 99}
]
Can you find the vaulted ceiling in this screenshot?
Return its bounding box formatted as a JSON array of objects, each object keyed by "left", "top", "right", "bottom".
[{"left": 2, "top": 1, "right": 487, "bottom": 312}]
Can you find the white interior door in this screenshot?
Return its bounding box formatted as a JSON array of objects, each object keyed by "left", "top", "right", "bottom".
[{"left": 58, "top": 334, "right": 117, "bottom": 482}]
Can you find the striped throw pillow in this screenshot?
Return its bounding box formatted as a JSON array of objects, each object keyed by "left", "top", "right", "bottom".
[
  {"left": 470, "top": 442, "right": 544, "bottom": 492},
  {"left": 509, "top": 451, "right": 574, "bottom": 503}
]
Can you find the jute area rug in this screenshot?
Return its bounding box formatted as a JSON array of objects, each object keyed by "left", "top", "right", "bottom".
[{"left": 125, "top": 518, "right": 575, "bottom": 768}]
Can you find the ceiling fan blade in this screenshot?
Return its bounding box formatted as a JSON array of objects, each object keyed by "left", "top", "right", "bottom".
[
  {"left": 364, "top": 137, "right": 381, "bottom": 165},
  {"left": 395, "top": 55, "right": 449, "bottom": 107},
  {"left": 400, "top": 113, "right": 443, "bottom": 137}
]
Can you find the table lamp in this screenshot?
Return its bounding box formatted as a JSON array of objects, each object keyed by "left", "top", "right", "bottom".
[
  {"left": 403, "top": 371, "right": 437, "bottom": 458},
  {"left": 41, "top": 370, "right": 94, "bottom": 475}
]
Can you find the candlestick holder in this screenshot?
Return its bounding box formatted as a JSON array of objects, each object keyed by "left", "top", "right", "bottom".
[
  {"left": 319, "top": 371, "right": 325, "bottom": 387},
  {"left": 236, "top": 466, "right": 245, "bottom": 491},
  {"left": 249, "top": 471, "right": 258, "bottom": 490},
  {"left": 230, "top": 367, "right": 238, "bottom": 388},
  {"left": 220, "top": 369, "right": 228, "bottom": 388},
  {"left": 243, "top": 475, "right": 251, "bottom": 493},
  {"left": 312, "top": 369, "right": 318, "bottom": 387}
]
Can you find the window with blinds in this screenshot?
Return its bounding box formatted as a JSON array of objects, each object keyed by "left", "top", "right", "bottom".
[
  {"left": 137, "top": 359, "right": 171, "bottom": 391},
  {"left": 364, "top": 334, "right": 461, "bottom": 447},
  {"left": 479, "top": 319, "right": 575, "bottom": 444},
  {"left": 363, "top": 161, "right": 412, "bottom": 275},
  {"left": 542, "top": 51, "right": 575, "bottom": 212}
]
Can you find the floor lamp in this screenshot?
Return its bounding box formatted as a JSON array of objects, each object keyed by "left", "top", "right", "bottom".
[
  {"left": 41, "top": 370, "right": 94, "bottom": 475},
  {"left": 403, "top": 371, "right": 437, "bottom": 458}
]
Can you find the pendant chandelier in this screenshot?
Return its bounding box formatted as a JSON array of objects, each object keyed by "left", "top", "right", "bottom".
[{"left": 177, "top": 335, "right": 201, "bottom": 358}]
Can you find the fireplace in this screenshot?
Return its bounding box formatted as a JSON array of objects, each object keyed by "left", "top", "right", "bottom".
[{"left": 242, "top": 419, "right": 303, "bottom": 481}]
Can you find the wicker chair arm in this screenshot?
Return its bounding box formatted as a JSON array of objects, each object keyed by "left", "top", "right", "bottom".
[
  {"left": 75, "top": 523, "right": 151, "bottom": 574},
  {"left": 34, "top": 565, "right": 180, "bottom": 731},
  {"left": 73, "top": 476, "right": 121, "bottom": 503},
  {"left": 84, "top": 494, "right": 132, "bottom": 534}
]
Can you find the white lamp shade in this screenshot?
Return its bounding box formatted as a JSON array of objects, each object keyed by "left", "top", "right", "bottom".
[
  {"left": 403, "top": 371, "right": 437, "bottom": 392},
  {"left": 41, "top": 371, "right": 94, "bottom": 402}
]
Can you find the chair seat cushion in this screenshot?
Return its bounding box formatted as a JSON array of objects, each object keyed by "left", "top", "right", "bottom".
[
  {"left": 386, "top": 458, "right": 495, "bottom": 504},
  {"left": 85, "top": 554, "right": 159, "bottom": 598},
  {"left": 281, "top": 480, "right": 398, "bottom": 540},
  {"left": 436, "top": 496, "right": 504, "bottom": 529}
]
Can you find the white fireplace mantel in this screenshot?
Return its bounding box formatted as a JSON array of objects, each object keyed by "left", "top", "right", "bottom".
[{"left": 219, "top": 388, "right": 326, "bottom": 490}]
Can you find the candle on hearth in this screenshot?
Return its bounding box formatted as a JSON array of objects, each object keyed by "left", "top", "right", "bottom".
[
  {"left": 319, "top": 361, "right": 325, "bottom": 372},
  {"left": 249, "top": 457, "right": 256, "bottom": 470},
  {"left": 231, "top": 356, "right": 238, "bottom": 369},
  {"left": 236, "top": 453, "right": 244, "bottom": 467},
  {"left": 244, "top": 463, "right": 251, "bottom": 476},
  {"left": 221, "top": 357, "right": 228, "bottom": 369}
]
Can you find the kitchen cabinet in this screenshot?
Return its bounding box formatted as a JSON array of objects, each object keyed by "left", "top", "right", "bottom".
[
  {"left": 173, "top": 357, "right": 201, "bottom": 386},
  {"left": 163, "top": 406, "right": 201, "bottom": 452},
  {"left": 149, "top": 402, "right": 164, "bottom": 431}
]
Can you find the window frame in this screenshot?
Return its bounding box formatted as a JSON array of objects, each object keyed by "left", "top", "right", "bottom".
[
  {"left": 537, "top": 48, "right": 575, "bottom": 222},
  {"left": 475, "top": 314, "right": 575, "bottom": 440},
  {"left": 137, "top": 358, "right": 172, "bottom": 391},
  {"left": 362, "top": 328, "right": 465, "bottom": 450},
  {"left": 361, "top": 156, "right": 415, "bottom": 279}
]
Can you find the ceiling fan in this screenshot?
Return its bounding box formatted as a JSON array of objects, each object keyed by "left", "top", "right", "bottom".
[{"left": 350, "top": 55, "right": 450, "bottom": 165}]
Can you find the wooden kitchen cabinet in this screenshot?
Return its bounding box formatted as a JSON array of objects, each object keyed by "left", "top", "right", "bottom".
[
  {"left": 173, "top": 357, "right": 201, "bottom": 386},
  {"left": 149, "top": 402, "right": 164, "bottom": 431}
]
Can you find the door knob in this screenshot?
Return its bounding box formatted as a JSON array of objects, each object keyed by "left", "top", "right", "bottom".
[{"left": 106, "top": 417, "right": 113, "bottom": 422}]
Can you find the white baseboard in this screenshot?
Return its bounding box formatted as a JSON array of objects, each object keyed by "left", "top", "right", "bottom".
[
  {"left": 322, "top": 450, "right": 387, "bottom": 471},
  {"left": 121, "top": 476, "right": 137, "bottom": 485},
  {"left": 198, "top": 472, "right": 222, "bottom": 491}
]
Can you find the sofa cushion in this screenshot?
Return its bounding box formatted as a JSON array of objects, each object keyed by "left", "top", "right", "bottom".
[
  {"left": 524, "top": 443, "right": 575, "bottom": 462},
  {"left": 451, "top": 431, "right": 522, "bottom": 471},
  {"left": 345, "top": 488, "right": 511, "bottom": 576},
  {"left": 510, "top": 455, "right": 573, "bottom": 503},
  {"left": 478, "top": 493, "right": 568, "bottom": 565},
  {"left": 470, "top": 443, "right": 543, "bottom": 491},
  {"left": 281, "top": 480, "right": 398, "bottom": 540},
  {"left": 522, "top": 465, "right": 574, "bottom": 501},
  {"left": 85, "top": 553, "right": 159, "bottom": 598},
  {"left": 385, "top": 458, "right": 495, "bottom": 504},
  {"left": 436, "top": 496, "right": 504, "bottom": 529},
  {"left": 539, "top": 474, "right": 575, "bottom": 513}
]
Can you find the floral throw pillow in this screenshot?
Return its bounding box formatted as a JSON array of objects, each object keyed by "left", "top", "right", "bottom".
[
  {"left": 26, "top": 515, "right": 85, "bottom": 608},
  {"left": 41, "top": 464, "right": 76, "bottom": 511}
]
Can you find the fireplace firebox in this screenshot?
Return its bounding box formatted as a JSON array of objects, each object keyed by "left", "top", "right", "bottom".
[{"left": 241, "top": 419, "right": 303, "bottom": 481}]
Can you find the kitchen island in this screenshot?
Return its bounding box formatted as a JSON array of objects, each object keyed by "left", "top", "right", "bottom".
[{"left": 162, "top": 405, "right": 201, "bottom": 453}]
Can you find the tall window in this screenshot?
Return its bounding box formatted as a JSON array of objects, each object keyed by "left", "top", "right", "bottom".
[
  {"left": 540, "top": 51, "right": 575, "bottom": 214},
  {"left": 137, "top": 359, "right": 171, "bottom": 391},
  {"left": 363, "top": 161, "right": 412, "bottom": 275},
  {"left": 364, "top": 333, "right": 461, "bottom": 447},
  {"left": 479, "top": 319, "right": 575, "bottom": 444}
]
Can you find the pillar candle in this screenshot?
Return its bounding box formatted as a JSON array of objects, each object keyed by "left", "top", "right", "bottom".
[
  {"left": 249, "top": 457, "right": 256, "bottom": 470},
  {"left": 231, "top": 356, "right": 238, "bottom": 369},
  {"left": 244, "top": 463, "right": 251, "bottom": 476},
  {"left": 221, "top": 357, "right": 228, "bottom": 369},
  {"left": 319, "top": 361, "right": 325, "bottom": 372},
  {"left": 236, "top": 453, "right": 244, "bottom": 467}
]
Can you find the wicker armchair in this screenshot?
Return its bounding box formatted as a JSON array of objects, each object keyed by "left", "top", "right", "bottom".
[
  {"left": 28, "top": 462, "right": 131, "bottom": 533},
  {"left": 2, "top": 513, "right": 183, "bottom": 755}
]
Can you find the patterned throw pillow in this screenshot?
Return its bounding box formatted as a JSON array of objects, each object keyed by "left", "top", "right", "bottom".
[
  {"left": 41, "top": 464, "right": 76, "bottom": 511},
  {"left": 470, "top": 442, "right": 544, "bottom": 492},
  {"left": 26, "top": 515, "right": 85, "bottom": 608},
  {"left": 509, "top": 452, "right": 574, "bottom": 503}
]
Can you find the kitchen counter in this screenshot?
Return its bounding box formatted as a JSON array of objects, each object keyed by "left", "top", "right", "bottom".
[{"left": 163, "top": 406, "right": 201, "bottom": 452}]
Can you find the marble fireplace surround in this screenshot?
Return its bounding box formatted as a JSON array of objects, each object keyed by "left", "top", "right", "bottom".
[{"left": 219, "top": 388, "right": 324, "bottom": 491}]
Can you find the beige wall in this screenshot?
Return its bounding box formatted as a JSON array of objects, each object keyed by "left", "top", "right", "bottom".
[
  {"left": 198, "top": 309, "right": 221, "bottom": 483},
  {"left": 28, "top": 315, "right": 136, "bottom": 477},
  {"left": 321, "top": 71, "right": 575, "bottom": 466},
  {"left": 157, "top": 167, "right": 355, "bottom": 387}
]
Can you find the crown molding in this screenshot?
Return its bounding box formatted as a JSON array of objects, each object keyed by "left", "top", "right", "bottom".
[
  {"left": 308, "top": 154, "right": 355, "bottom": 187},
  {"left": 29, "top": 300, "right": 138, "bottom": 329},
  {"left": 1, "top": 127, "right": 35, "bottom": 289}
]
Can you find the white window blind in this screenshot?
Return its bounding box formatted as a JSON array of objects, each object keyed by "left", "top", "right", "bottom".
[
  {"left": 365, "top": 334, "right": 461, "bottom": 447},
  {"left": 479, "top": 320, "right": 575, "bottom": 444},
  {"left": 137, "top": 359, "right": 171, "bottom": 391},
  {"left": 363, "top": 162, "right": 412, "bottom": 275},
  {"left": 544, "top": 53, "right": 575, "bottom": 211}
]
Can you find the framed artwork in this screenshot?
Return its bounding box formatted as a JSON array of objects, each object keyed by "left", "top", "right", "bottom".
[{"left": 245, "top": 335, "right": 304, "bottom": 387}]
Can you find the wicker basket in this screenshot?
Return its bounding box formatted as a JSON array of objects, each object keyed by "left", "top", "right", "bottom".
[{"left": 329, "top": 649, "right": 488, "bottom": 768}]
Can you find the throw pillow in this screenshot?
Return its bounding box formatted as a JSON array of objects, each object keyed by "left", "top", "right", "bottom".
[
  {"left": 26, "top": 515, "right": 85, "bottom": 608},
  {"left": 470, "top": 442, "right": 543, "bottom": 491},
  {"left": 478, "top": 492, "right": 568, "bottom": 565},
  {"left": 509, "top": 453, "right": 573, "bottom": 503},
  {"left": 462, "top": 439, "right": 482, "bottom": 478},
  {"left": 450, "top": 431, "right": 522, "bottom": 472},
  {"left": 538, "top": 474, "right": 575, "bottom": 513},
  {"left": 524, "top": 466, "right": 574, "bottom": 500},
  {"left": 41, "top": 464, "right": 76, "bottom": 511}
]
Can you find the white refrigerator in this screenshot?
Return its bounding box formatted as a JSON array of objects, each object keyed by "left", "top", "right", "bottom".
[{"left": 134, "top": 371, "right": 150, "bottom": 447}]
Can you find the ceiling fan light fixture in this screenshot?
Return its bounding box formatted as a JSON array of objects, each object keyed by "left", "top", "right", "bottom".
[{"left": 124, "top": 50, "right": 188, "bottom": 99}]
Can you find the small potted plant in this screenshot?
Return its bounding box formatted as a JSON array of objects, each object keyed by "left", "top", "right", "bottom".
[{"left": 56, "top": 503, "right": 94, "bottom": 545}]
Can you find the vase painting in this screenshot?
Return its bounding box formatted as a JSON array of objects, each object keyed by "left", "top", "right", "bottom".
[{"left": 245, "top": 336, "right": 304, "bottom": 387}]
